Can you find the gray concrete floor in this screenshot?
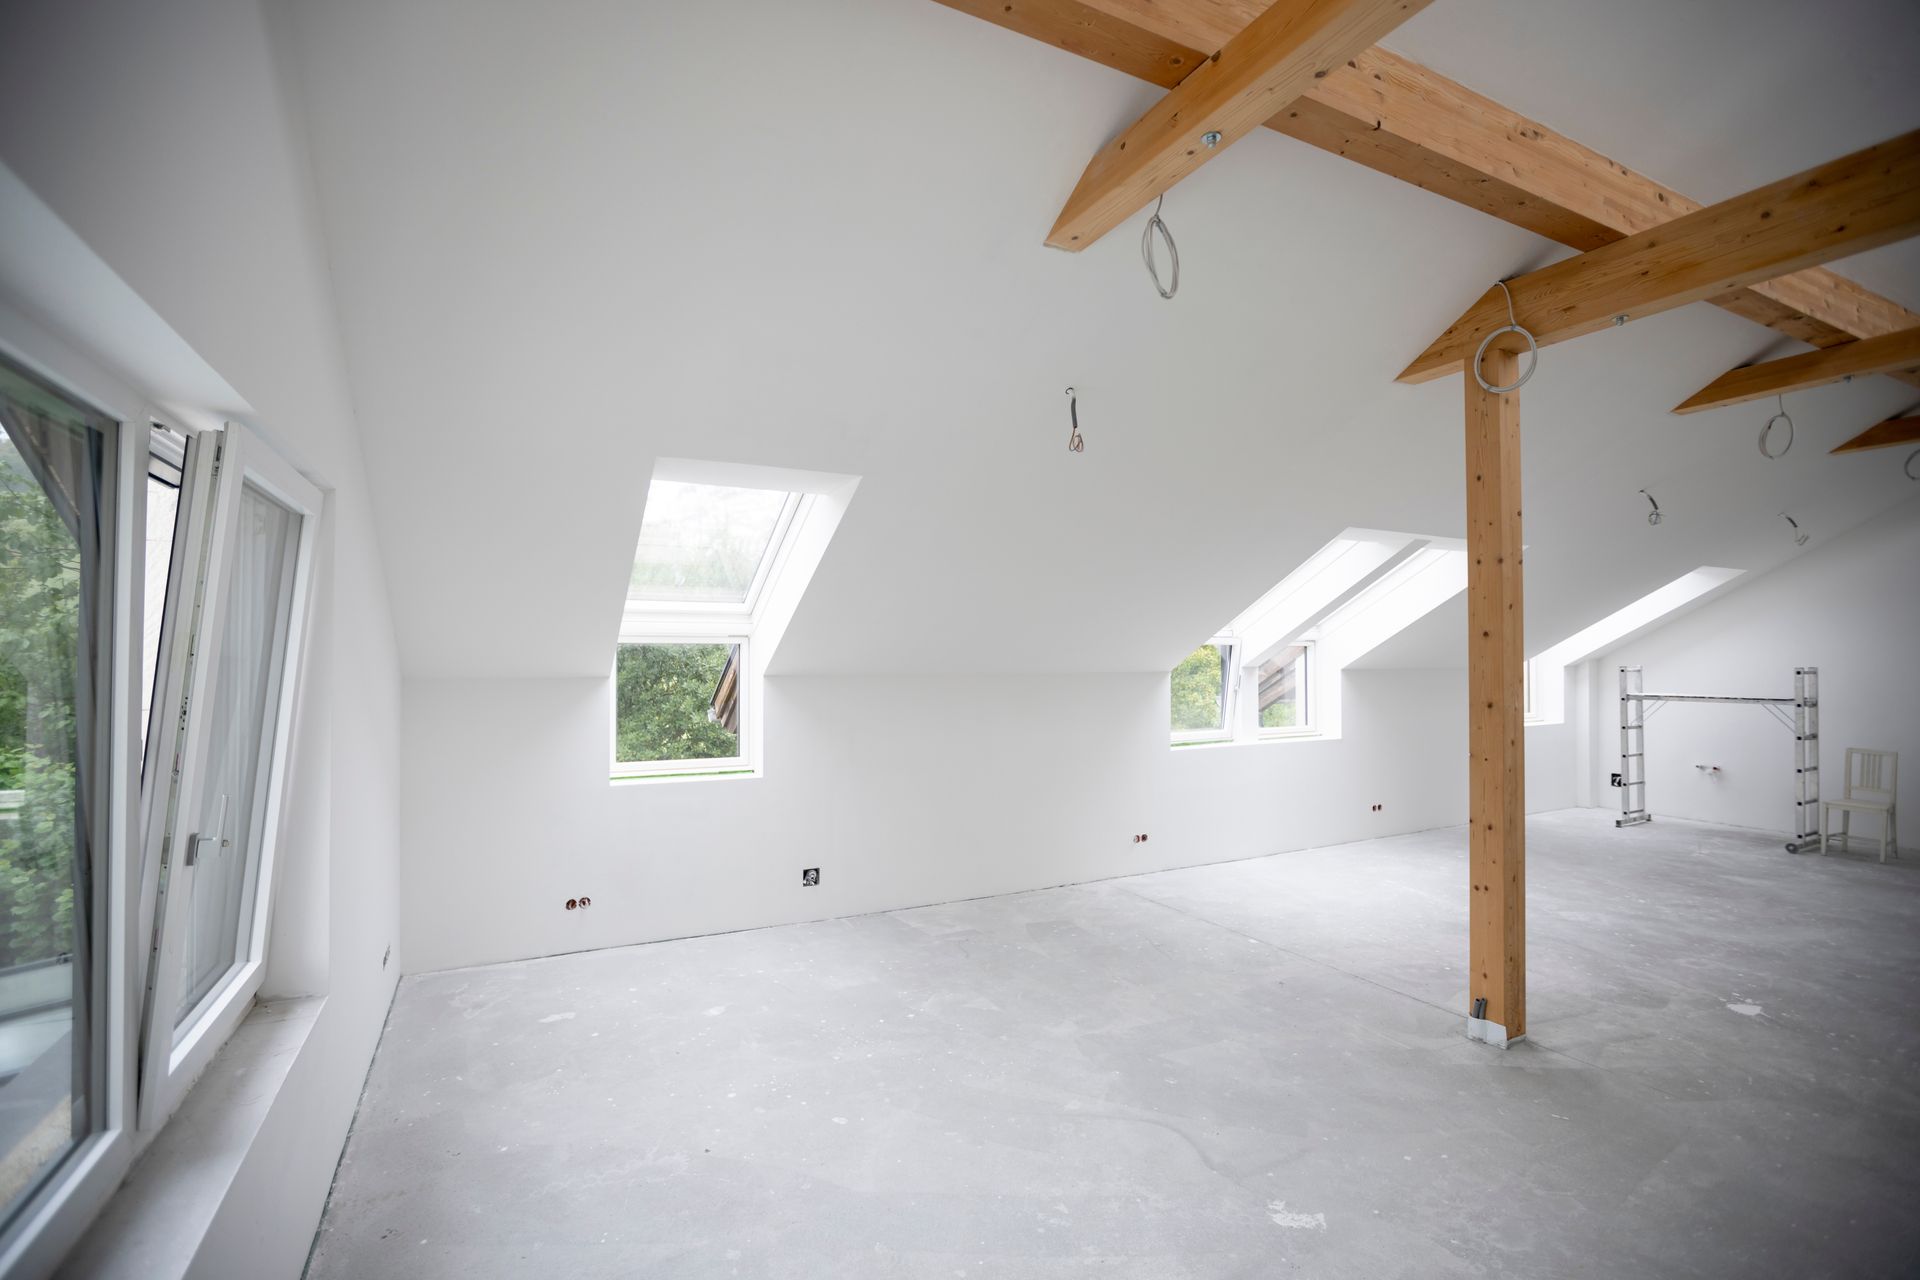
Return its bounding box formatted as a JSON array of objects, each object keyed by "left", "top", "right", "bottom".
[{"left": 307, "top": 810, "right": 1920, "bottom": 1278}]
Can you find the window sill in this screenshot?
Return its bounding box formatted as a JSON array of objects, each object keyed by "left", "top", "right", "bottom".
[
  {"left": 609, "top": 767, "right": 760, "bottom": 786},
  {"left": 1170, "top": 731, "right": 1327, "bottom": 751},
  {"left": 1169, "top": 734, "right": 1230, "bottom": 748},
  {"left": 57, "top": 996, "right": 324, "bottom": 1280}
]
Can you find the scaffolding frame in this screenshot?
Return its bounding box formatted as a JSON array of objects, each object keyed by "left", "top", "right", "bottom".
[{"left": 1615, "top": 666, "right": 1820, "bottom": 852}]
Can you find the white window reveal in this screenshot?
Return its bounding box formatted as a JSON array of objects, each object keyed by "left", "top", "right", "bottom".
[{"left": 611, "top": 464, "right": 856, "bottom": 782}]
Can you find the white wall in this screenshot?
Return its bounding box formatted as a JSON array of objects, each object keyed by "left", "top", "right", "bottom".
[
  {"left": 0, "top": 1, "right": 403, "bottom": 1275},
  {"left": 1589, "top": 494, "right": 1920, "bottom": 844},
  {"left": 403, "top": 667, "right": 1577, "bottom": 974}
]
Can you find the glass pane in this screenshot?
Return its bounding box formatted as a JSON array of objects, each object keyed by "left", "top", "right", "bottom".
[
  {"left": 627, "top": 481, "right": 789, "bottom": 605},
  {"left": 614, "top": 643, "right": 741, "bottom": 764},
  {"left": 174, "top": 480, "right": 299, "bottom": 1029},
  {"left": 0, "top": 368, "right": 107, "bottom": 1227},
  {"left": 141, "top": 465, "right": 182, "bottom": 757},
  {"left": 1259, "top": 645, "right": 1309, "bottom": 730},
  {"left": 1171, "top": 644, "right": 1225, "bottom": 733}
]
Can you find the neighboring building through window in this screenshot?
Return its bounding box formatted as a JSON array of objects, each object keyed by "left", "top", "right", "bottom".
[{"left": 1258, "top": 644, "right": 1309, "bottom": 730}]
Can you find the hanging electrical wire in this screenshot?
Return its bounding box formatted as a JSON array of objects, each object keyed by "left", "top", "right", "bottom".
[
  {"left": 1140, "top": 194, "right": 1178, "bottom": 300},
  {"left": 1640, "top": 489, "right": 1663, "bottom": 525},
  {"left": 1064, "top": 386, "right": 1085, "bottom": 453},
  {"left": 1906, "top": 447, "right": 1919, "bottom": 481},
  {"left": 1472, "top": 278, "right": 1539, "bottom": 394},
  {"left": 1759, "top": 393, "right": 1794, "bottom": 459},
  {"left": 1783, "top": 513, "right": 1810, "bottom": 546}
]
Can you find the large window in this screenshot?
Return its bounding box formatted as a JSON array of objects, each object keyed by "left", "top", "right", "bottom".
[
  {"left": 0, "top": 340, "right": 322, "bottom": 1270},
  {"left": 0, "top": 360, "right": 114, "bottom": 1241}
]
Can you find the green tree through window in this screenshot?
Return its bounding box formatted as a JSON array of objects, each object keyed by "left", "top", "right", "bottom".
[
  {"left": 615, "top": 643, "right": 740, "bottom": 764},
  {"left": 1170, "top": 643, "right": 1225, "bottom": 733},
  {"left": 0, "top": 427, "right": 81, "bottom": 968}
]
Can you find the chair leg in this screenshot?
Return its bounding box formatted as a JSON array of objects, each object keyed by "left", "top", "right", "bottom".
[
  {"left": 1842, "top": 810, "right": 1851, "bottom": 853},
  {"left": 1821, "top": 803, "right": 1830, "bottom": 856},
  {"left": 1881, "top": 813, "right": 1890, "bottom": 864}
]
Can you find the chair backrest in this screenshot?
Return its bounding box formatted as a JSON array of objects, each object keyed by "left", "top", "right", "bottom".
[{"left": 1844, "top": 748, "right": 1898, "bottom": 802}]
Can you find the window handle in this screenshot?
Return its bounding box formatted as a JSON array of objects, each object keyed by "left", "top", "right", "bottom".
[{"left": 185, "top": 793, "right": 230, "bottom": 867}]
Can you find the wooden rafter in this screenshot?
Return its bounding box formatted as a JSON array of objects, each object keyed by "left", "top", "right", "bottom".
[
  {"left": 1045, "top": 0, "right": 1432, "bottom": 250},
  {"left": 1398, "top": 130, "right": 1920, "bottom": 384},
  {"left": 931, "top": 0, "right": 1920, "bottom": 381},
  {"left": 1673, "top": 328, "right": 1920, "bottom": 415},
  {"left": 1831, "top": 414, "right": 1920, "bottom": 455}
]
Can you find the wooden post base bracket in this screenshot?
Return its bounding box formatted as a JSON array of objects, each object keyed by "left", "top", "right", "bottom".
[{"left": 1466, "top": 1016, "right": 1524, "bottom": 1048}]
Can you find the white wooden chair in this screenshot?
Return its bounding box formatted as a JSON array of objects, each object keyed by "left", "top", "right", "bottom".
[{"left": 1821, "top": 749, "right": 1899, "bottom": 862}]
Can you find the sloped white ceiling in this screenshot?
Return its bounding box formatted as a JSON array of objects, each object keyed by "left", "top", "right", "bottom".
[{"left": 286, "top": 0, "right": 1920, "bottom": 678}]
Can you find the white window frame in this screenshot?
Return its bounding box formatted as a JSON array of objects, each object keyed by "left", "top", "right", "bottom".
[
  {"left": 1168, "top": 638, "right": 1324, "bottom": 751},
  {"left": 0, "top": 345, "right": 139, "bottom": 1279},
  {"left": 613, "top": 477, "right": 829, "bottom": 783},
  {"left": 1254, "top": 641, "right": 1316, "bottom": 739},
  {"left": 622, "top": 490, "right": 804, "bottom": 620},
  {"left": 609, "top": 636, "right": 753, "bottom": 780},
  {"left": 1170, "top": 640, "right": 1237, "bottom": 745},
  {"left": 0, "top": 309, "right": 328, "bottom": 1274},
  {"left": 135, "top": 422, "right": 321, "bottom": 1130}
]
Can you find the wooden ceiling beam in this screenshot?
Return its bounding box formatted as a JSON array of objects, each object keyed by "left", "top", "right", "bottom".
[
  {"left": 1673, "top": 328, "right": 1920, "bottom": 414},
  {"left": 1398, "top": 131, "right": 1920, "bottom": 384},
  {"left": 932, "top": 0, "right": 1199, "bottom": 88},
  {"left": 1043, "top": 0, "right": 1433, "bottom": 250},
  {"left": 1289, "top": 46, "right": 1920, "bottom": 383},
  {"left": 932, "top": 0, "right": 1920, "bottom": 382},
  {"left": 1830, "top": 414, "right": 1920, "bottom": 455}
]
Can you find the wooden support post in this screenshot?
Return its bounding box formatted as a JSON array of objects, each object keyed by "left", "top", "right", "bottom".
[{"left": 1464, "top": 347, "right": 1525, "bottom": 1046}]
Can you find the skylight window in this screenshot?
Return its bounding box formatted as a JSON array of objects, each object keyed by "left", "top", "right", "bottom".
[
  {"left": 1524, "top": 567, "right": 1743, "bottom": 724},
  {"left": 612, "top": 462, "right": 858, "bottom": 782},
  {"left": 1169, "top": 529, "right": 1471, "bottom": 748},
  {"left": 628, "top": 480, "right": 797, "bottom": 607}
]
